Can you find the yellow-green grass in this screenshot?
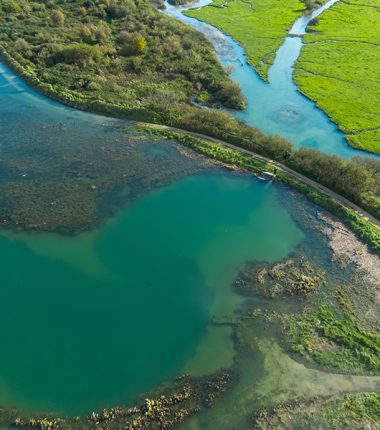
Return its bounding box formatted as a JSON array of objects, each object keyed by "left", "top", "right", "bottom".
[
  {"left": 295, "top": 0, "right": 380, "bottom": 154},
  {"left": 184, "top": 0, "right": 306, "bottom": 80}
]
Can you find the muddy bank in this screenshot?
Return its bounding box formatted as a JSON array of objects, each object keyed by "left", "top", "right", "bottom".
[{"left": 319, "top": 211, "right": 380, "bottom": 286}]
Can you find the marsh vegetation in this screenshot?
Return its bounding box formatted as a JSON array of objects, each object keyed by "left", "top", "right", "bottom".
[
  {"left": 185, "top": 0, "right": 307, "bottom": 79},
  {"left": 296, "top": 0, "right": 380, "bottom": 154}
]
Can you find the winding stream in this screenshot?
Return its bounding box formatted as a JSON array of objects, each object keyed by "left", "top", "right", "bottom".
[{"left": 165, "top": 0, "right": 379, "bottom": 159}]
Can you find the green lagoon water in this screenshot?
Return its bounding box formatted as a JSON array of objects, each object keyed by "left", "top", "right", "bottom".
[{"left": 0, "top": 172, "right": 303, "bottom": 415}]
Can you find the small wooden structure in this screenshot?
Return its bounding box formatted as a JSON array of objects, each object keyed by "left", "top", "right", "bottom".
[{"left": 257, "top": 171, "right": 276, "bottom": 181}]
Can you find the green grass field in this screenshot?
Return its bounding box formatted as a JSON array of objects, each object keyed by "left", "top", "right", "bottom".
[
  {"left": 295, "top": 0, "right": 380, "bottom": 154},
  {"left": 185, "top": 0, "right": 306, "bottom": 80}
]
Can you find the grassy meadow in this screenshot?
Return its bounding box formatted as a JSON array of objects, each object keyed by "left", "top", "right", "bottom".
[
  {"left": 185, "top": 0, "right": 306, "bottom": 79},
  {"left": 295, "top": 0, "right": 380, "bottom": 154}
]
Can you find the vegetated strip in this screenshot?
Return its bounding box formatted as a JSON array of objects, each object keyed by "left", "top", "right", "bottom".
[
  {"left": 134, "top": 123, "right": 380, "bottom": 253},
  {"left": 252, "top": 392, "right": 380, "bottom": 429}
]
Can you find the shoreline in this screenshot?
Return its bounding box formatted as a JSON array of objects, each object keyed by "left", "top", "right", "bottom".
[
  {"left": 134, "top": 124, "right": 380, "bottom": 253},
  {"left": 0, "top": 46, "right": 379, "bottom": 253}
]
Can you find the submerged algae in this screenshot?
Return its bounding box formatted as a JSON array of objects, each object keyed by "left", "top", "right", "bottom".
[
  {"left": 179, "top": 190, "right": 380, "bottom": 429},
  {"left": 234, "top": 256, "right": 325, "bottom": 298},
  {"left": 0, "top": 126, "right": 213, "bottom": 234}
]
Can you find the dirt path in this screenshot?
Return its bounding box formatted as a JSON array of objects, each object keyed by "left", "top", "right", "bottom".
[{"left": 142, "top": 122, "right": 380, "bottom": 229}]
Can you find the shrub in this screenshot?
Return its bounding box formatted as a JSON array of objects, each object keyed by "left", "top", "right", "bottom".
[
  {"left": 118, "top": 30, "right": 131, "bottom": 44},
  {"left": 106, "top": 2, "right": 128, "bottom": 18},
  {"left": 55, "top": 43, "right": 101, "bottom": 65},
  {"left": 131, "top": 34, "right": 147, "bottom": 54},
  {"left": 121, "top": 34, "right": 147, "bottom": 56},
  {"left": 4, "top": 0, "right": 21, "bottom": 13},
  {"left": 79, "top": 25, "right": 92, "bottom": 43},
  {"left": 215, "top": 81, "right": 246, "bottom": 109},
  {"left": 51, "top": 10, "right": 65, "bottom": 26},
  {"left": 94, "top": 25, "right": 111, "bottom": 43},
  {"left": 14, "top": 38, "right": 30, "bottom": 53}
]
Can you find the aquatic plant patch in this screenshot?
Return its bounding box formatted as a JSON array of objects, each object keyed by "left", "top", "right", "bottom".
[
  {"left": 285, "top": 305, "right": 380, "bottom": 373},
  {"left": 1, "top": 372, "right": 235, "bottom": 430},
  {"left": 0, "top": 124, "right": 208, "bottom": 233},
  {"left": 295, "top": 0, "right": 380, "bottom": 154},
  {"left": 234, "top": 256, "right": 325, "bottom": 298}
]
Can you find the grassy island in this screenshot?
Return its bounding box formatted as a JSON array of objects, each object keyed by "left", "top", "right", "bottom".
[
  {"left": 295, "top": 0, "right": 380, "bottom": 154},
  {"left": 186, "top": 0, "right": 380, "bottom": 154}
]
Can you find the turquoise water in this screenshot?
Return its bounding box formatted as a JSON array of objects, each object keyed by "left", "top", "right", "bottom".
[
  {"left": 0, "top": 57, "right": 300, "bottom": 419},
  {"left": 166, "top": 0, "right": 379, "bottom": 159},
  {"left": 0, "top": 173, "right": 303, "bottom": 414}
]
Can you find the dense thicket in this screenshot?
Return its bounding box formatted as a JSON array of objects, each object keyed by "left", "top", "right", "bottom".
[
  {"left": 0, "top": 0, "right": 245, "bottom": 111},
  {"left": 289, "top": 151, "right": 380, "bottom": 220}
]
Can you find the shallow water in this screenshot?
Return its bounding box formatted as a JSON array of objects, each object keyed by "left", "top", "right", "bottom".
[
  {"left": 0, "top": 56, "right": 306, "bottom": 417},
  {"left": 0, "top": 173, "right": 303, "bottom": 414},
  {"left": 181, "top": 335, "right": 380, "bottom": 429},
  {"left": 0, "top": 62, "right": 212, "bottom": 233},
  {"left": 165, "top": 0, "right": 379, "bottom": 159}
]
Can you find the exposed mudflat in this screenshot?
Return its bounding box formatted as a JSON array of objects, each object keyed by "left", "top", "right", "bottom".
[{"left": 319, "top": 211, "right": 380, "bottom": 287}]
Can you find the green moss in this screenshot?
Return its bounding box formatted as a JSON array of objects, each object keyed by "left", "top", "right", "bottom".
[
  {"left": 185, "top": 0, "right": 306, "bottom": 80},
  {"left": 285, "top": 305, "right": 380, "bottom": 373},
  {"left": 295, "top": 0, "right": 380, "bottom": 154}
]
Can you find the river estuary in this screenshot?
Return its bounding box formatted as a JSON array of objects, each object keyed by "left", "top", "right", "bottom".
[{"left": 0, "top": 1, "right": 379, "bottom": 428}]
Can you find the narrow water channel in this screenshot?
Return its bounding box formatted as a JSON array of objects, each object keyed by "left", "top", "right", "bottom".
[{"left": 165, "top": 0, "right": 379, "bottom": 159}]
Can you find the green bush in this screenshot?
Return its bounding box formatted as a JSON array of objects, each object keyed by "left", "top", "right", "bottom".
[
  {"left": 51, "top": 9, "right": 65, "bottom": 26},
  {"left": 3, "top": 0, "right": 21, "bottom": 13},
  {"left": 55, "top": 44, "right": 101, "bottom": 66}
]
